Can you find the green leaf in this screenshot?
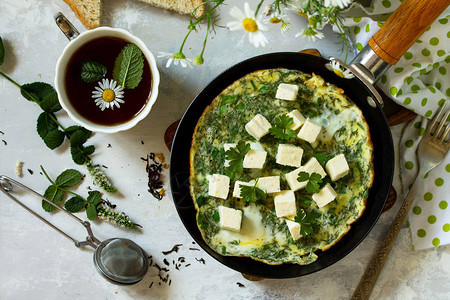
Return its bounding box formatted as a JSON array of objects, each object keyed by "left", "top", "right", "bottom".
[
  {"left": 87, "top": 191, "right": 101, "bottom": 205},
  {"left": 306, "top": 181, "right": 321, "bottom": 194},
  {"left": 43, "top": 129, "right": 65, "bottom": 149},
  {"left": 69, "top": 129, "right": 91, "bottom": 146},
  {"left": 212, "top": 210, "right": 220, "bottom": 222},
  {"left": 21, "top": 82, "right": 55, "bottom": 103},
  {"left": 113, "top": 44, "right": 144, "bottom": 89},
  {"left": 197, "top": 195, "right": 205, "bottom": 208},
  {"left": 55, "top": 169, "right": 83, "bottom": 187},
  {"left": 297, "top": 171, "right": 310, "bottom": 182},
  {"left": 259, "top": 86, "right": 269, "bottom": 94},
  {"left": 299, "top": 196, "right": 312, "bottom": 206},
  {"left": 269, "top": 115, "right": 297, "bottom": 141},
  {"left": 70, "top": 146, "right": 87, "bottom": 165},
  {"left": 80, "top": 61, "right": 107, "bottom": 83},
  {"left": 65, "top": 196, "right": 86, "bottom": 212},
  {"left": 310, "top": 173, "right": 322, "bottom": 183},
  {"left": 64, "top": 125, "right": 87, "bottom": 134},
  {"left": 0, "top": 37, "right": 4, "bottom": 66},
  {"left": 294, "top": 209, "right": 320, "bottom": 236},
  {"left": 86, "top": 203, "right": 97, "bottom": 220},
  {"left": 240, "top": 182, "right": 267, "bottom": 203},
  {"left": 42, "top": 185, "right": 65, "bottom": 212},
  {"left": 39, "top": 91, "right": 62, "bottom": 112},
  {"left": 36, "top": 112, "right": 58, "bottom": 139},
  {"left": 83, "top": 145, "right": 95, "bottom": 156},
  {"left": 225, "top": 140, "right": 251, "bottom": 174}
]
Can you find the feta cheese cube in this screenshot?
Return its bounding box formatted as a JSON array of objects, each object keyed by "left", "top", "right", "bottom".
[
  {"left": 287, "top": 110, "right": 306, "bottom": 130},
  {"left": 243, "top": 149, "right": 267, "bottom": 169},
  {"left": 285, "top": 219, "right": 302, "bottom": 241},
  {"left": 232, "top": 180, "right": 254, "bottom": 198},
  {"left": 298, "top": 119, "right": 322, "bottom": 143},
  {"left": 256, "top": 176, "right": 281, "bottom": 194},
  {"left": 218, "top": 206, "right": 242, "bottom": 232},
  {"left": 284, "top": 157, "right": 326, "bottom": 191},
  {"left": 207, "top": 174, "right": 230, "bottom": 199},
  {"left": 325, "top": 154, "right": 350, "bottom": 181},
  {"left": 285, "top": 167, "right": 308, "bottom": 191},
  {"left": 276, "top": 144, "right": 304, "bottom": 167},
  {"left": 312, "top": 183, "right": 337, "bottom": 207},
  {"left": 245, "top": 114, "right": 272, "bottom": 140},
  {"left": 303, "top": 157, "right": 327, "bottom": 178},
  {"left": 223, "top": 143, "right": 236, "bottom": 167},
  {"left": 275, "top": 83, "right": 299, "bottom": 101},
  {"left": 274, "top": 190, "right": 297, "bottom": 217}
]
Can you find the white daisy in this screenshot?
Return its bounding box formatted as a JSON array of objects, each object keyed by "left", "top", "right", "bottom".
[
  {"left": 295, "top": 28, "right": 324, "bottom": 42},
  {"left": 157, "top": 52, "right": 193, "bottom": 68},
  {"left": 267, "top": 12, "right": 292, "bottom": 33},
  {"left": 91, "top": 79, "right": 125, "bottom": 111},
  {"left": 226, "top": 2, "right": 268, "bottom": 48},
  {"left": 326, "top": 59, "right": 355, "bottom": 79},
  {"left": 324, "top": 0, "right": 352, "bottom": 9}
]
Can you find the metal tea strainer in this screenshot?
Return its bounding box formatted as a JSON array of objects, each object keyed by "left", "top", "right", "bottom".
[{"left": 0, "top": 175, "right": 149, "bottom": 285}]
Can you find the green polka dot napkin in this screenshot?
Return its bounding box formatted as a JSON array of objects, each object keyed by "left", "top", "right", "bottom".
[{"left": 335, "top": 1, "right": 449, "bottom": 250}]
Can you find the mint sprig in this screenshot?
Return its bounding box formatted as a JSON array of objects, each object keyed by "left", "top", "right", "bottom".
[
  {"left": 294, "top": 209, "right": 320, "bottom": 236},
  {"left": 225, "top": 140, "right": 251, "bottom": 175},
  {"left": 0, "top": 37, "right": 116, "bottom": 193},
  {"left": 297, "top": 172, "right": 323, "bottom": 194},
  {"left": 113, "top": 44, "right": 144, "bottom": 89},
  {"left": 40, "top": 166, "right": 139, "bottom": 229},
  {"left": 269, "top": 115, "right": 297, "bottom": 141},
  {"left": 80, "top": 61, "right": 107, "bottom": 83}
]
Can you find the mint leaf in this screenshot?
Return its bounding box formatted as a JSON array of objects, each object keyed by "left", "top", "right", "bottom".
[
  {"left": 42, "top": 185, "right": 65, "bottom": 212},
  {"left": 55, "top": 169, "right": 83, "bottom": 187},
  {"left": 39, "top": 91, "right": 61, "bottom": 112},
  {"left": 43, "top": 129, "right": 65, "bottom": 149},
  {"left": 36, "top": 112, "right": 58, "bottom": 139},
  {"left": 83, "top": 145, "right": 95, "bottom": 156},
  {"left": 69, "top": 129, "right": 91, "bottom": 146},
  {"left": 0, "top": 37, "right": 4, "bottom": 66},
  {"left": 113, "top": 44, "right": 144, "bottom": 89},
  {"left": 64, "top": 125, "right": 87, "bottom": 134},
  {"left": 65, "top": 196, "right": 85, "bottom": 212},
  {"left": 21, "top": 82, "right": 54, "bottom": 103},
  {"left": 80, "top": 61, "right": 107, "bottom": 83},
  {"left": 269, "top": 115, "right": 297, "bottom": 141},
  {"left": 70, "top": 146, "right": 87, "bottom": 165},
  {"left": 87, "top": 191, "right": 101, "bottom": 205},
  {"left": 86, "top": 203, "right": 97, "bottom": 220}
]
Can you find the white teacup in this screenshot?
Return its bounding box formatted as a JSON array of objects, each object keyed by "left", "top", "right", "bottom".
[{"left": 54, "top": 13, "right": 160, "bottom": 133}]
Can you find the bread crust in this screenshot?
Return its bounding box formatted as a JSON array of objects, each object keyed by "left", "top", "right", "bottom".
[
  {"left": 63, "top": 0, "right": 101, "bottom": 30},
  {"left": 137, "top": 0, "right": 204, "bottom": 18}
]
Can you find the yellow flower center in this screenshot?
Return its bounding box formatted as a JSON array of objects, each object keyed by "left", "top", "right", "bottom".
[
  {"left": 242, "top": 18, "right": 258, "bottom": 32},
  {"left": 270, "top": 17, "right": 282, "bottom": 24},
  {"left": 102, "top": 89, "right": 115, "bottom": 102},
  {"left": 333, "top": 69, "right": 345, "bottom": 78}
]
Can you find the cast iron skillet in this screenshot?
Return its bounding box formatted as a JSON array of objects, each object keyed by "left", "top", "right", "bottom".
[{"left": 169, "top": 52, "right": 394, "bottom": 278}]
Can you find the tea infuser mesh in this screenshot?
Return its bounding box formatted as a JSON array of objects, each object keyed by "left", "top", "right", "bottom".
[{"left": 0, "top": 175, "right": 149, "bottom": 285}]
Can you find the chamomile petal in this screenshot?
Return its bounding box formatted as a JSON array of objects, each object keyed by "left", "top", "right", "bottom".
[{"left": 92, "top": 79, "right": 125, "bottom": 111}]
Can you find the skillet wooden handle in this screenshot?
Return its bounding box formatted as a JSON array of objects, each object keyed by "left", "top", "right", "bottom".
[{"left": 369, "top": 0, "right": 449, "bottom": 65}]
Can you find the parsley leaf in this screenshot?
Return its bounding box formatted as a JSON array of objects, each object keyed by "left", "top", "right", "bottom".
[
  {"left": 294, "top": 209, "right": 320, "bottom": 236},
  {"left": 269, "top": 115, "right": 297, "bottom": 141},
  {"left": 240, "top": 181, "right": 267, "bottom": 203},
  {"left": 297, "top": 172, "right": 323, "bottom": 194},
  {"left": 225, "top": 140, "right": 250, "bottom": 174}
]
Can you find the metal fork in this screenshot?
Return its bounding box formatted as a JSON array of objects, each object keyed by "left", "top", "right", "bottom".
[{"left": 352, "top": 102, "right": 450, "bottom": 300}]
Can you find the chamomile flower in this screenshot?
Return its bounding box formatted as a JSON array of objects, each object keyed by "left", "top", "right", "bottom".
[
  {"left": 227, "top": 2, "right": 268, "bottom": 48},
  {"left": 324, "top": 0, "right": 352, "bottom": 9},
  {"left": 92, "top": 79, "right": 124, "bottom": 111},
  {"left": 158, "top": 52, "right": 193, "bottom": 68},
  {"left": 295, "top": 28, "right": 324, "bottom": 42},
  {"left": 267, "top": 12, "right": 292, "bottom": 33},
  {"left": 326, "top": 59, "right": 355, "bottom": 79}
]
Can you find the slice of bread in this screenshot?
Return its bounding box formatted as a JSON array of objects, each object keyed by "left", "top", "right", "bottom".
[
  {"left": 63, "top": 0, "right": 102, "bottom": 30},
  {"left": 136, "top": 0, "right": 204, "bottom": 18}
]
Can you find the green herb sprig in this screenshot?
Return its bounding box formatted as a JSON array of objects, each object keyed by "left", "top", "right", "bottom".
[
  {"left": 40, "top": 166, "right": 139, "bottom": 229},
  {"left": 113, "top": 44, "right": 144, "bottom": 89},
  {"left": 269, "top": 115, "right": 297, "bottom": 141},
  {"left": 294, "top": 209, "right": 320, "bottom": 236},
  {"left": 225, "top": 140, "right": 251, "bottom": 175},
  {"left": 240, "top": 180, "right": 267, "bottom": 203},
  {"left": 0, "top": 37, "right": 116, "bottom": 193},
  {"left": 80, "top": 61, "right": 107, "bottom": 83},
  {"left": 297, "top": 172, "right": 323, "bottom": 194}
]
